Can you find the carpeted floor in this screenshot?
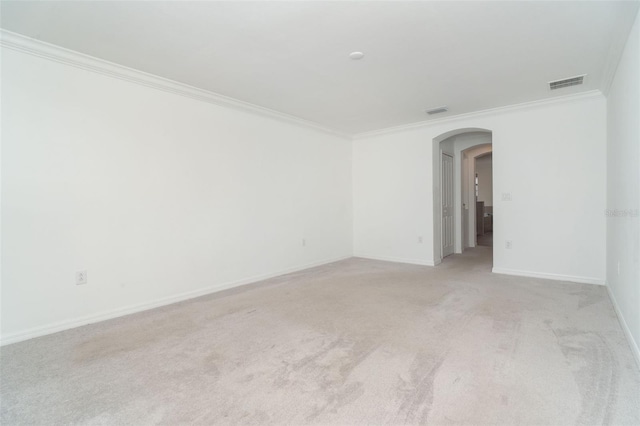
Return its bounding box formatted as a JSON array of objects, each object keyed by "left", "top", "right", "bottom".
[{"left": 1, "top": 247, "right": 639, "bottom": 425}]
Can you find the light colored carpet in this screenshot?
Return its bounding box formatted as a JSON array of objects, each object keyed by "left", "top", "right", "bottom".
[{"left": 1, "top": 248, "right": 639, "bottom": 425}]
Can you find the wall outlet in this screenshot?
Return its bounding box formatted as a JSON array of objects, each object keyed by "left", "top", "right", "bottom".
[
  {"left": 502, "top": 192, "right": 512, "bottom": 201},
  {"left": 505, "top": 240, "right": 512, "bottom": 249},
  {"left": 418, "top": 236, "right": 423, "bottom": 243},
  {"left": 302, "top": 238, "right": 306, "bottom": 247},
  {"left": 617, "top": 261, "right": 621, "bottom": 276},
  {"left": 76, "top": 270, "right": 88, "bottom": 285}
]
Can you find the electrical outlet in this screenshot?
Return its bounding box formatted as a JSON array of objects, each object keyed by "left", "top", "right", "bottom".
[
  {"left": 302, "top": 238, "right": 306, "bottom": 247},
  {"left": 505, "top": 240, "right": 512, "bottom": 249},
  {"left": 502, "top": 192, "right": 512, "bottom": 201},
  {"left": 418, "top": 236, "right": 423, "bottom": 244},
  {"left": 617, "top": 261, "right": 621, "bottom": 276},
  {"left": 76, "top": 270, "right": 88, "bottom": 285}
]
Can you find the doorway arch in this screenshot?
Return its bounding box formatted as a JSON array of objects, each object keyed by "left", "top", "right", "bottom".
[{"left": 432, "top": 128, "right": 493, "bottom": 265}]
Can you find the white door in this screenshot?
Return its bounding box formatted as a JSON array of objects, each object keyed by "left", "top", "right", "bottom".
[{"left": 442, "top": 153, "right": 454, "bottom": 258}]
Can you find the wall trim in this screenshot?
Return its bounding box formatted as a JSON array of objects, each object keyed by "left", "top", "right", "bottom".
[
  {"left": 1, "top": 30, "right": 606, "bottom": 141},
  {"left": 606, "top": 285, "right": 640, "bottom": 370},
  {"left": 492, "top": 267, "right": 605, "bottom": 286},
  {"left": 0, "top": 255, "right": 351, "bottom": 347},
  {"left": 0, "top": 29, "right": 350, "bottom": 140},
  {"left": 353, "top": 90, "right": 603, "bottom": 140},
  {"left": 354, "top": 253, "right": 436, "bottom": 267}
]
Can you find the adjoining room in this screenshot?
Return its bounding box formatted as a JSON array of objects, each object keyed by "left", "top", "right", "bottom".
[{"left": 475, "top": 152, "right": 493, "bottom": 248}]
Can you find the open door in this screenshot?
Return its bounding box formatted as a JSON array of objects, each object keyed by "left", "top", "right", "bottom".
[{"left": 441, "top": 153, "right": 454, "bottom": 258}]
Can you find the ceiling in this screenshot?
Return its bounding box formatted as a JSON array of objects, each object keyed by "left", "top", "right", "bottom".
[{"left": 2, "top": 1, "right": 638, "bottom": 136}]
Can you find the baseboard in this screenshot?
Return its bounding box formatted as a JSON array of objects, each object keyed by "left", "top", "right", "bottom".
[
  {"left": 606, "top": 285, "right": 640, "bottom": 370},
  {"left": 0, "top": 255, "right": 351, "bottom": 347},
  {"left": 492, "top": 267, "right": 605, "bottom": 285},
  {"left": 353, "top": 253, "right": 436, "bottom": 267}
]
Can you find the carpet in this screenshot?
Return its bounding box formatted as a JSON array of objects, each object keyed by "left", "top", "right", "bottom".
[{"left": 1, "top": 248, "right": 639, "bottom": 425}]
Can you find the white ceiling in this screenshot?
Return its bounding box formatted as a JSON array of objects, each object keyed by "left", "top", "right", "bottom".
[{"left": 2, "top": 1, "right": 638, "bottom": 135}]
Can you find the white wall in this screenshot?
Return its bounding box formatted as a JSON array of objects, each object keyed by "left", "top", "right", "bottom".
[
  {"left": 352, "top": 130, "right": 433, "bottom": 265},
  {"left": 606, "top": 9, "right": 640, "bottom": 365},
  {"left": 476, "top": 154, "right": 493, "bottom": 207},
  {"left": 1, "top": 47, "right": 352, "bottom": 343},
  {"left": 353, "top": 93, "right": 607, "bottom": 284}
]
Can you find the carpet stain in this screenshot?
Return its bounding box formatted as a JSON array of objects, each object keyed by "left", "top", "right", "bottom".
[
  {"left": 494, "top": 315, "right": 522, "bottom": 372},
  {"left": 277, "top": 337, "right": 377, "bottom": 388},
  {"left": 554, "top": 328, "right": 618, "bottom": 424},
  {"left": 473, "top": 301, "right": 522, "bottom": 372},
  {"left": 275, "top": 336, "right": 376, "bottom": 422},
  {"left": 394, "top": 353, "right": 445, "bottom": 424},
  {"left": 572, "top": 286, "right": 607, "bottom": 310},
  {"left": 306, "top": 381, "right": 365, "bottom": 422}
]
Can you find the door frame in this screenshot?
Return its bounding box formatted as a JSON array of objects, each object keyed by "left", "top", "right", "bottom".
[
  {"left": 441, "top": 152, "right": 455, "bottom": 258},
  {"left": 431, "top": 128, "right": 493, "bottom": 265}
]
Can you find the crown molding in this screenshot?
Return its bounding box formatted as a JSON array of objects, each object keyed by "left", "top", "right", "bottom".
[
  {"left": 0, "top": 29, "right": 350, "bottom": 140},
  {"left": 352, "top": 90, "right": 603, "bottom": 140},
  {"left": 0, "top": 29, "right": 608, "bottom": 142}
]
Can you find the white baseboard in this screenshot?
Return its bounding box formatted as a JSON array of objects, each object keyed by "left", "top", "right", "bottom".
[
  {"left": 353, "top": 253, "right": 436, "bottom": 267},
  {"left": 606, "top": 285, "right": 640, "bottom": 370},
  {"left": 0, "top": 255, "right": 351, "bottom": 347},
  {"left": 492, "top": 267, "right": 605, "bottom": 285}
]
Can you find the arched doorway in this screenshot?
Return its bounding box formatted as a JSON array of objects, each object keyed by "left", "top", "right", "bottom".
[{"left": 432, "top": 128, "right": 493, "bottom": 265}]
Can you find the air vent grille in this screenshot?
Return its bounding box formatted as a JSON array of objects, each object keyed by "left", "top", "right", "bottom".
[
  {"left": 549, "top": 75, "right": 585, "bottom": 90},
  {"left": 426, "top": 106, "right": 448, "bottom": 115}
]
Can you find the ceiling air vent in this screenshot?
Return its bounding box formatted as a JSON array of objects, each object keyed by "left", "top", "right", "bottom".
[
  {"left": 549, "top": 75, "right": 586, "bottom": 90},
  {"left": 426, "top": 106, "right": 448, "bottom": 115}
]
